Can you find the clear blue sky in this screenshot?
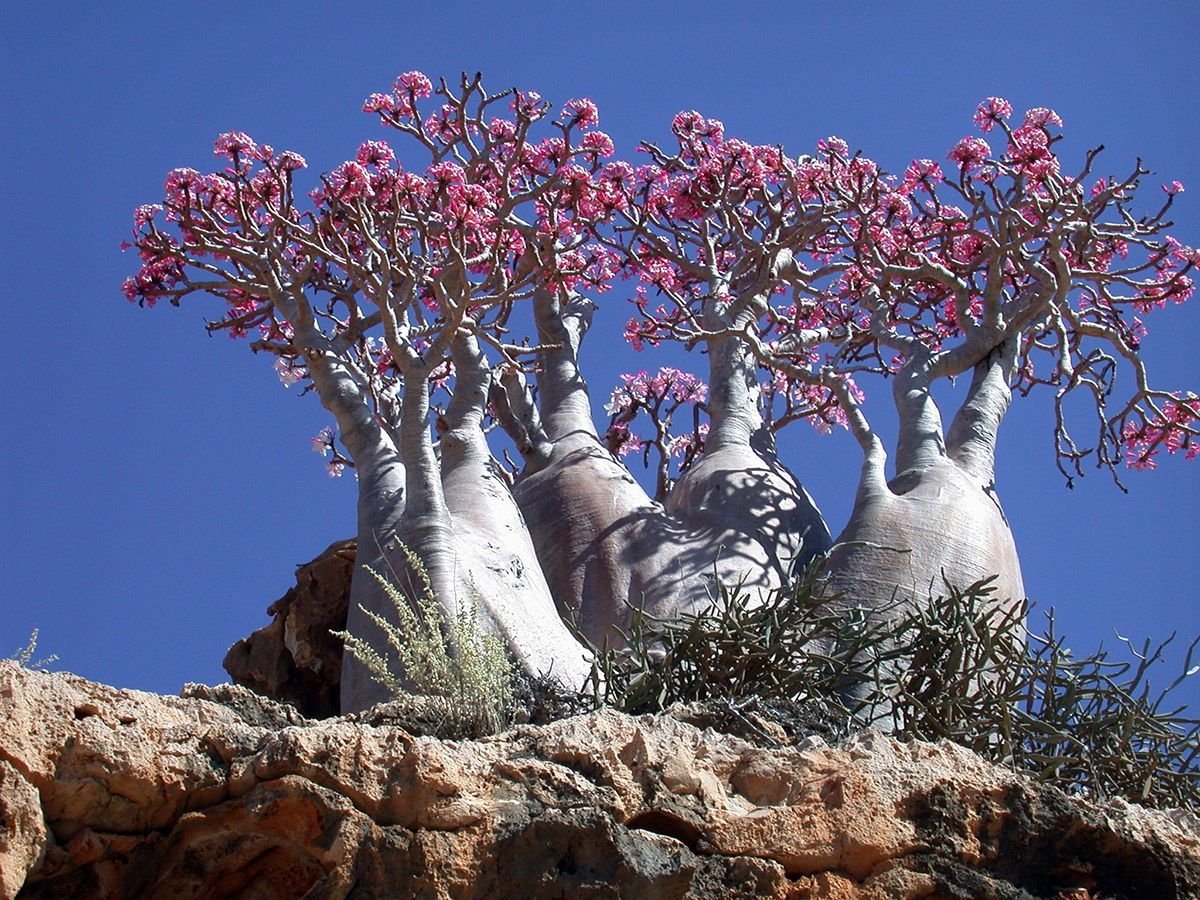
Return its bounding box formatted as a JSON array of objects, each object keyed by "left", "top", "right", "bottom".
[{"left": 3, "top": 1, "right": 1197, "bottom": 712}]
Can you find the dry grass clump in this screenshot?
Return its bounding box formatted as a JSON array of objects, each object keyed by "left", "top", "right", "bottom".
[
  {"left": 334, "top": 543, "right": 515, "bottom": 737},
  {"left": 581, "top": 553, "right": 1199, "bottom": 809}
]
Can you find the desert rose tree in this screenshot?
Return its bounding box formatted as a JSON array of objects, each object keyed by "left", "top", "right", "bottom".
[
  {"left": 125, "top": 72, "right": 837, "bottom": 710},
  {"left": 124, "top": 73, "right": 628, "bottom": 708},
  {"left": 489, "top": 112, "right": 848, "bottom": 646},
  {"left": 126, "top": 72, "right": 1197, "bottom": 714},
  {"left": 611, "top": 99, "right": 1198, "bottom": 667}
]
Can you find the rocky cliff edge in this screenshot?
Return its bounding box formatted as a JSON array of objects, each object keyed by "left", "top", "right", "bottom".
[{"left": 1, "top": 661, "right": 1197, "bottom": 898}]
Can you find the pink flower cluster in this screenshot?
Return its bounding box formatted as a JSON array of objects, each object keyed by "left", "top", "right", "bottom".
[
  {"left": 362, "top": 70, "right": 434, "bottom": 118},
  {"left": 1123, "top": 396, "right": 1200, "bottom": 469},
  {"left": 123, "top": 82, "right": 1198, "bottom": 487},
  {"left": 948, "top": 137, "right": 990, "bottom": 172},
  {"left": 973, "top": 97, "right": 1013, "bottom": 132},
  {"left": 604, "top": 367, "right": 707, "bottom": 460}
]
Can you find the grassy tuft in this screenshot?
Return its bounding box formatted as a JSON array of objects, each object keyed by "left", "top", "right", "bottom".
[
  {"left": 6, "top": 629, "right": 58, "bottom": 671},
  {"left": 580, "top": 554, "right": 1199, "bottom": 809},
  {"left": 333, "top": 542, "right": 516, "bottom": 737}
]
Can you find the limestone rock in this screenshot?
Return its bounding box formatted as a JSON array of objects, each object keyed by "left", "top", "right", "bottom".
[
  {"left": 223, "top": 540, "right": 354, "bottom": 718},
  {"left": 2, "top": 661, "right": 1198, "bottom": 899}
]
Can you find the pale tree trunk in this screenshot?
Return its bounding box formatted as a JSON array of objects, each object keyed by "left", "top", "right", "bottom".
[
  {"left": 503, "top": 289, "right": 709, "bottom": 645},
  {"left": 437, "top": 334, "right": 592, "bottom": 690},
  {"left": 341, "top": 354, "right": 456, "bottom": 711},
  {"left": 339, "top": 334, "right": 593, "bottom": 713},
  {"left": 503, "top": 288, "right": 830, "bottom": 649},
  {"left": 824, "top": 342, "right": 1025, "bottom": 704},
  {"left": 666, "top": 324, "right": 831, "bottom": 587},
  {"left": 303, "top": 348, "right": 408, "bottom": 711}
]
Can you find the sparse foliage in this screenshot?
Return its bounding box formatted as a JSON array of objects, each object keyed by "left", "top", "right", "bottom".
[
  {"left": 582, "top": 559, "right": 1199, "bottom": 809},
  {"left": 7, "top": 629, "right": 58, "bottom": 671},
  {"left": 333, "top": 543, "right": 516, "bottom": 736}
]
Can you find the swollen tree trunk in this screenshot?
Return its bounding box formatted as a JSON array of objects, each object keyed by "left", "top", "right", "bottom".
[
  {"left": 341, "top": 354, "right": 454, "bottom": 711},
  {"left": 824, "top": 344, "right": 1025, "bottom": 695},
  {"left": 666, "top": 325, "right": 831, "bottom": 586},
  {"left": 340, "top": 336, "right": 593, "bottom": 713},
  {"left": 437, "top": 335, "right": 591, "bottom": 689},
  {"left": 503, "top": 291, "right": 713, "bottom": 645},
  {"left": 504, "top": 288, "right": 829, "bottom": 649},
  {"left": 302, "top": 347, "right": 409, "bottom": 711}
]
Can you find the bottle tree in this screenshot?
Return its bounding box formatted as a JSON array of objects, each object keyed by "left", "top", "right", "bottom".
[
  {"left": 614, "top": 99, "right": 1197, "bottom": 680},
  {"left": 126, "top": 75, "right": 1197, "bottom": 714},
  {"left": 492, "top": 111, "right": 844, "bottom": 648},
  {"left": 125, "top": 73, "right": 615, "bottom": 708}
]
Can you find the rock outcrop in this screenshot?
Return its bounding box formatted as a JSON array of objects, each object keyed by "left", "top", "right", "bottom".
[
  {"left": 2, "top": 661, "right": 1197, "bottom": 898},
  {"left": 223, "top": 540, "right": 354, "bottom": 718}
]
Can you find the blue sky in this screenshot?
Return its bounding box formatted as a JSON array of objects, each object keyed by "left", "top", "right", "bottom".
[{"left": 3, "top": 1, "right": 1197, "bottom": 712}]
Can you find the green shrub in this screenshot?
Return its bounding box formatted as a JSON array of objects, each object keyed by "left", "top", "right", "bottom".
[
  {"left": 580, "top": 555, "right": 1200, "bottom": 809},
  {"left": 333, "top": 543, "right": 516, "bottom": 737}
]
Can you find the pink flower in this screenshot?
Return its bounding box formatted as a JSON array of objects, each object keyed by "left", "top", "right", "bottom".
[
  {"left": 512, "top": 90, "right": 548, "bottom": 121},
  {"left": 817, "top": 136, "right": 849, "bottom": 157},
  {"left": 1163, "top": 180, "right": 1186, "bottom": 196},
  {"left": 132, "top": 204, "right": 162, "bottom": 227},
  {"left": 973, "top": 97, "right": 1013, "bottom": 133},
  {"left": 327, "top": 161, "right": 373, "bottom": 200},
  {"left": 900, "top": 159, "right": 945, "bottom": 195},
  {"left": 599, "top": 160, "right": 635, "bottom": 189},
  {"left": 120, "top": 276, "right": 142, "bottom": 303},
  {"left": 580, "top": 130, "right": 615, "bottom": 159},
  {"left": 249, "top": 170, "right": 282, "bottom": 206},
  {"left": 164, "top": 167, "right": 203, "bottom": 194},
  {"left": 427, "top": 161, "right": 466, "bottom": 188},
  {"left": 876, "top": 192, "right": 913, "bottom": 222},
  {"left": 488, "top": 118, "right": 517, "bottom": 140},
  {"left": 277, "top": 151, "right": 307, "bottom": 171},
  {"left": 424, "top": 104, "right": 464, "bottom": 142},
  {"left": 948, "top": 136, "right": 991, "bottom": 172},
  {"left": 275, "top": 359, "right": 305, "bottom": 387},
  {"left": 214, "top": 131, "right": 257, "bottom": 160},
  {"left": 363, "top": 92, "right": 397, "bottom": 114},
  {"left": 1022, "top": 107, "right": 1063, "bottom": 129},
  {"left": 356, "top": 140, "right": 395, "bottom": 168},
  {"left": 672, "top": 110, "right": 705, "bottom": 136},
  {"left": 530, "top": 137, "right": 569, "bottom": 171},
  {"left": 607, "top": 423, "right": 646, "bottom": 458},
  {"left": 311, "top": 426, "right": 334, "bottom": 454},
  {"left": 562, "top": 98, "right": 599, "bottom": 129},
  {"left": 623, "top": 317, "right": 646, "bottom": 351},
  {"left": 672, "top": 111, "right": 724, "bottom": 143},
  {"left": 1006, "top": 124, "right": 1058, "bottom": 179},
  {"left": 393, "top": 71, "right": 433, "bottom": 99}
]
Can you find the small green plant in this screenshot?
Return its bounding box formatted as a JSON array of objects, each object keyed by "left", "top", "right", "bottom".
[
  {"left": 580, "top": 554, "right": 880, "bottom": 725},
  {"left": 581, "top": 556, "right": 1200, "bottom": 809},
  {"left": 333, "top": 542, "right": 516, "bottom": 737},
  {"left": 7, "top": 629, "right": 58, "bottom": 670}
]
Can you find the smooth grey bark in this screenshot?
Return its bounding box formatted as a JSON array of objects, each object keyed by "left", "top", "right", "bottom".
[
  {"left": 824, "top": 343, "right": 1025, "bottom": 696},
  {"left": 667, "top": 322, "right": 831, "bottom": 587},
  {"left": 503, "top": 290, "right": 712, "bottom": 645},
  {"left": 437, "top": 335, "right": 592, "bottom": 689},
  {"left": 502, "top": 288, "right": 830, "bottom": 648},
  {"left": 303, "top": 347, "right": 408, "bottom": 711},
  {"left": 318, "top": 323, "right": 591, "bottom": 713}
]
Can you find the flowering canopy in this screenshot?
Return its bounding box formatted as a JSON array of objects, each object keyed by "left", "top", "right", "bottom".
[
  {"left": 603, "top": 98, "right": 1198, "bottom": 484},
  {"left": 124, "top": 73, "right": 627, "bottom": 464}
]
